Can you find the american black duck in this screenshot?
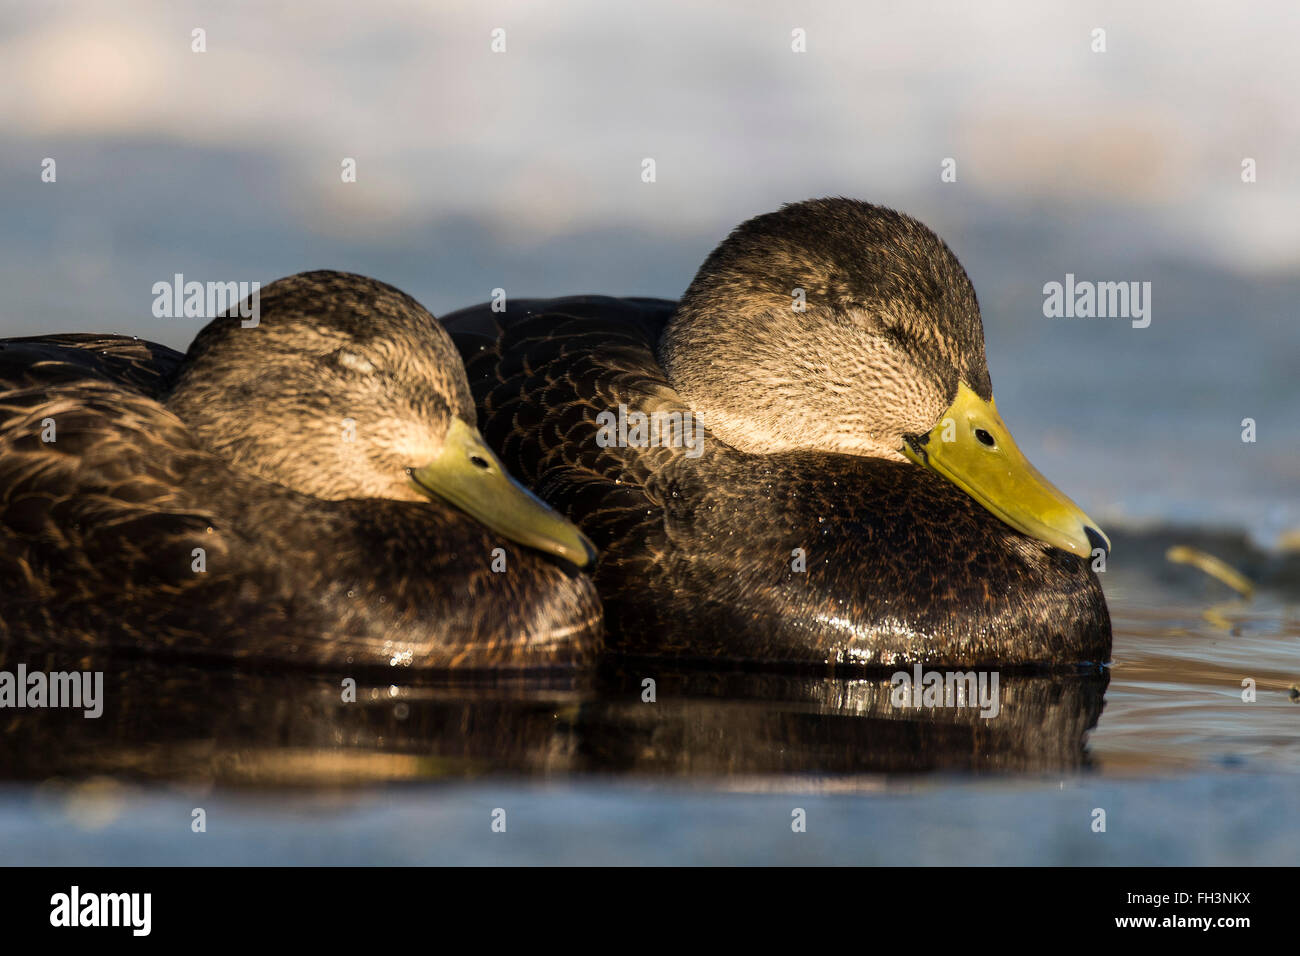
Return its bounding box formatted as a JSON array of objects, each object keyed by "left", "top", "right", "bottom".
[
  {"left": 0, "top": 272, "right": 601, "bottom": 670},
  {"left": 444, "top": 199, "right": 1112, "bottom": 668}
]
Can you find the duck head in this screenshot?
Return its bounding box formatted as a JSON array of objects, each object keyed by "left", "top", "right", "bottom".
[
  {"left": 166, "top": 270, "right": 596, "bottom": 569},
  {"left": 659, "top": 198, "right": 1108, "bottom": 559}
]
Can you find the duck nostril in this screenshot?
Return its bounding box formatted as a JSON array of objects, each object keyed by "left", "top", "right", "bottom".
[
  {"left": 469, "top": 455, "right": 492, "bottom": 471},
  {"left": 974, "top": 428, "right": 996, "bottom": 447}
]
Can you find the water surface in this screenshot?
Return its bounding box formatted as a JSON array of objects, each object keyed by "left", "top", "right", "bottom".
[{"left": 1, "top": 525, "right": 1294, "bottom": 865}]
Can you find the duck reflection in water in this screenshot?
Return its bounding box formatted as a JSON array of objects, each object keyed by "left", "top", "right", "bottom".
[{"left": 0, "top": 647, "right": 1107, "bottom": 783}]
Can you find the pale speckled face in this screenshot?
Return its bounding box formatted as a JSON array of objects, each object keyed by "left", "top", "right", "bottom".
[
  {"left": 167, "top": 271, "right": 473, "bottom": 501},
  {"left": 660, "top": 199, "right": 992, "bottom": 460},
  {"left": 663, "top": 303, "right": 955, "bottom": 460}
]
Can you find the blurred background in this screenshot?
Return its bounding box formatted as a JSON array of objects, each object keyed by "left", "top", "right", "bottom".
[{"left": 2, "top": 0, "right": 1297, "bottom": 544}]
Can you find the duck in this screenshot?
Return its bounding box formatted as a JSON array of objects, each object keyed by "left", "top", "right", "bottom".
[
  {"left": 0, "top": 271, "right": 602, "bottom": 670},
  {"left": 443, "top": 198, "right": 1112, "bottom": 668}
]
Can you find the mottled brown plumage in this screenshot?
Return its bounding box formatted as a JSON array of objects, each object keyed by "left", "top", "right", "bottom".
[
  {"left": 444, "top": 200, "right": 1111, "bottom": 668},
  {"left": 0, "top": 273, "right": 602, "bottom": 669}
]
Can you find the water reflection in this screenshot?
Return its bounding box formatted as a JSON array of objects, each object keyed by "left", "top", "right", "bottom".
[
  {"left": 0, "top": 643, "right": 1108, "bottom": 786},
  {"left": 584, "top": 664, "right": 1107, "bottom": 775}
]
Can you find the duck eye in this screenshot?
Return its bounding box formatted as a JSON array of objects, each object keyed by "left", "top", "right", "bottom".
[
  {"left": 469, "top": 454, "right": 492, "bottom": 471},
  {"left": 334, "top": 350, "right": 378, "bottom": 375},
  {"left": 974, "top": 428, "right": 996, "bottom": 448}
]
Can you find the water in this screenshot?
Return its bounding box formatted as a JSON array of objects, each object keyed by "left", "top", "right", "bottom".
[{"left": 1, "top": 524, "right": 1295, "bottom": 865}]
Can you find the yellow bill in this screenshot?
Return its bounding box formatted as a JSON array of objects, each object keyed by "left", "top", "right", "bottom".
[
  {"left": 409, "top": 418, "right": 597, "bottom": 569},
  {"left": 901, "top": 382, "right": 1110, "bottom": 558}
]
